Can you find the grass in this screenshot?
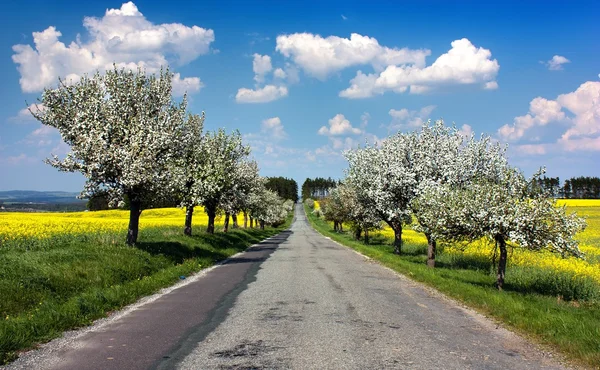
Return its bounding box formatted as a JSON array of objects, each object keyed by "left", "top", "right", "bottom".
[
  {"left": 304, "top": 205, "right": 600, "bottom": 369},
  {"left": 0, "top": 215, "right": 292, "bottom": 365}
]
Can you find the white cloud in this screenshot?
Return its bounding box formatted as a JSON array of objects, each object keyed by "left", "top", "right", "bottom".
[
  {"left": 11, "top": 2, "right": 213, "bottom": 96},
  {"left": 253, "top": 54, "right": 272, "bottom": 83},
  {"left": 340, "top": 38, "right": 499, "bottom": 98},
  {"left": 484, "top": 81, "right": 499, "bottom": 90},
  {"left": 171, "top": 73, "right": 203, "bottom": 96},
  {"left": 273, "top": 68, "right": 286, "bottom": 79},
  {"left": 276, "top": 32, "right": 430, "bottom": 80},
  {"left": 360, "top": 112, "right": 370, "bottom": 128},
  {"left": 0, "top": 154, "right": 38, "bottom": 166},
  {"left": 318, "top": 114, "right": 363, "bottom": 136},
  {"left": 498, "top": 97, "right": 565, "bottom": 141},
  {"left": 498, "top": 81, "right": 600, "bottom": 152},
  {"left": 389, "top": 105, "right": 436, "bottom": 130},
  {"left": 515, "top": 143, "right": 549, "bottom": 155},
  {"left": 545, "top": 55, "right": 570, "bottom": 71},
  {"left": 458, "top": 124, "right": 474, "bottom": 138},
  {"left": 8, "top": 104, "right": 46, "bottom": 123},
  {"left": 341, "top": 15, "right": 348, "bottom": 20},
  {"left": 236, "top": 85, "right": 288, "bottom": 103},
  {"left": 261, "top": 117, "right": 287, "bottom": 140},
  {"left": 556, "top": 81, "right": 600, "bottom": 140}
]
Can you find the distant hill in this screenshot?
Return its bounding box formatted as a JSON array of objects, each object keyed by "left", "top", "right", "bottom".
[{"left": 0, "top": 190, "right": 86, "bottom": 204}]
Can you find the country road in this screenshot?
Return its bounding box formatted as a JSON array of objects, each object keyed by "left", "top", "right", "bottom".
[{"left": 6, "top": 205, "right": 567, "bottom": 370}]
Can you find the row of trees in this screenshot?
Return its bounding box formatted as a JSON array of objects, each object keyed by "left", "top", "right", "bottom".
[
  {"left": 317, "top": 121, "right": 586, "bottom": 289},
  {"left": 535, "top": 176, "right": 600, "bottom": 199},
  {"left": 265, "top": 177, "right": 299, "bottom": 203},
  {"left": 563, "top": 177, "right": 600, "bottom": 199},
  {"left": 301, "top": 177, "right": 338, "bottom": 200},
  {"left": 33, "top": 67, "right": 292, "bottom": 245}
]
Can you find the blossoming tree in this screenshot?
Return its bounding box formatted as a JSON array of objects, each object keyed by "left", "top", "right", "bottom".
[
  {"left": 415, "top": 168, "right": 586, "bottom": 289},
  {"left": 33, "top": 67, "right": 187, "bottom": 245}
]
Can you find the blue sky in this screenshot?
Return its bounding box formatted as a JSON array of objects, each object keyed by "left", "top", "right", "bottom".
[{"left": 1, "top": 0, "right": 598, "bottom": 192}]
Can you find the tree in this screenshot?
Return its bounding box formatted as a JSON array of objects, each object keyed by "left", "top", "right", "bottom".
[
  {"left": 219, "top": 160, "right": 262, "bottom": 232},
  {"left": 416, "top": 169, "right": 586, "bottom": 289},
  {"left": 345, "top": 135, "right": 415, "bottom": 254},
  {"left": 173, "top": 112, "right": 206, "bottom": 236},
  {"left": 337, "top": 183, "right": 382, "bottom": 244},
  {"left": 248, "top": 187, "right": 287, "bottom": 229},
  {"left": 194, "top": 129, "right": 251, "bottom": 234},
  {"left": 409, "top": 122, "right": 510, "bottom": 267},
  {"left": 266, "top": 177, "right": 298, "bottom": 202},
  {"left": 33, "top": 66, "right": 187, "bottom": 245}
]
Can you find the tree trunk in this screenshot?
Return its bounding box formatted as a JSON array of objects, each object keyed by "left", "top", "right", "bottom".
[
  {"left": 126, "top": 197, "right": 142, "bottom": 245},
  {"left": 386, "top": 218, "right": 403, "bottom": 255},
  {"left": 339, "top": 221, "right": 343, "bottom": 232},
  {"left": 250, "top": 217, "right": 254, "bottom": 228},
  {"left": 333, "top": 221, "right": 338, "bottom": 232},
  {"left": 260, "top": 220, "right": 265, "bottom": 230},
  {"left": 206, "top": 205, "right": 216, "bottom": 234},
  {"left": 364, "top": 229, "right": 369, "bottom": 245},
  {"left": 243, "top": 211, "right": 248, "bottom": 228},
  {"left": 232, "top": 214, "right": 239, "bottom": 228},
  {"left": 354, "top": 227, "right": 362, "bottom": 240},
  {"left": 223, "top": 212, "right": 230, "bottom": 232},
  {"left": 426, "top": 233, "right": 437, "bottom": 268},
  {"left": 496, "top": 234, "right": 508, "bottom": 290},
  {"left": 184, "top": 205, "right": 194, "bottom": 236}
]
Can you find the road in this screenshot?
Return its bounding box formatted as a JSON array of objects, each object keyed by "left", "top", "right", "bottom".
[{"left": 7, "top": 205, "right": 566, "bottom": 369}]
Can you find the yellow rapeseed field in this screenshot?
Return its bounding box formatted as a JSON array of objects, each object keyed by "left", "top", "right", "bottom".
[
  {"left": 374, "top": 199, "right": 600, "bottom": 284},
  {"left": 0, "top": 207, "right": 231, "bottom": 243}
]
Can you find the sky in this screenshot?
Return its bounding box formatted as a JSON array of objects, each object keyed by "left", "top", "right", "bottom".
[{"left": 0, "top": 0, "right": 598, "bottom": 192}]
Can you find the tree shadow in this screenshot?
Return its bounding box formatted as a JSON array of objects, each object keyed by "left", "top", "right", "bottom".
[{"left": 136, "top": 229, "right": 293, "bottom": 266}]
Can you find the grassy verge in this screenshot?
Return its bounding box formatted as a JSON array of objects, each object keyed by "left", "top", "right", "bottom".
[
  {"left": 0, "top": 215, "right": 292, "bottom": 364},
  {"left": 304, "top": 205, "right": 600, "bottom": 369}
]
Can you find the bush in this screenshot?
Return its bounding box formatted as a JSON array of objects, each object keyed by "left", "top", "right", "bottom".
[
  {"left": 312, "top": 208, "right": 323, "bottom": 218},
  {"left": 304, "top": 198, "right": 315, "bottom": 209}
]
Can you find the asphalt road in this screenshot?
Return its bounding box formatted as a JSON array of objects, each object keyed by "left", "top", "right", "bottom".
[{"left": 7, "top": 205, "right": 567, "bottom": 369}]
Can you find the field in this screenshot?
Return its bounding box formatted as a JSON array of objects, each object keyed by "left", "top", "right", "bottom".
[
  {"left": 306, "top": 199, "right": 600, "bottom": 367},
  {"left": 0, "top": 207, "right": 291, "bottom": 364},
  {"left": 0, "top": 207, "right": 233, "bottom": 245}
]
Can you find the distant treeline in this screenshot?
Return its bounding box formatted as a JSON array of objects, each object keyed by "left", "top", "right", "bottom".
[
  {"left": 265, "top": 177, "right": 298, "bottom": 202},
  {"left": 302, "top": 177, "right": 339, "bottom": 200},
  {"left": 0, "top": 202, "right": 87, "bottom": 212},
  {"left": 301, "top": 176, "right": 600, "bottom": 201},
  {"left": 537, "top": 176, "right": 600, "bottom": 199}
]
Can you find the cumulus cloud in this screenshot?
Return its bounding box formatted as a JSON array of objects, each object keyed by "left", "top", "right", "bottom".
[
  {"left": 544, "top": 55, "right": 570, "bottom": 71},
  {"left": 11, "top": 2, "right": 213, "bottom": 95},
  {"left": 389, "top": 105, "right": 436, "bottom": 130},
  {"left": 261, "top": 117, "right": 287, "bottom": 140},
  {"left": 171, "top": 73, "right": 203, "bottom": 96},
  {"left": 8, "top": 104, "right": 47, "bottom": 123},
  {"left": 498, "top": 81, "right": 600, "bottom": 152},
  {"left": 318, "top": 114, "right": 363, "bottom": 136},
  {"left": 273, "top": 68, "right": 286, "bottom": 79},
  {"left": 0, "top": 154, "right": 38, "bottom": 166},
  {"left": 498, "top": 97, "right": 566, "bottom": 141},
  {"left": 340, "top": 39, "right": 499, "bottom": 98},
  {"left": 253, "top": 54, "right": 272, "bottom": 83},
  {"left": 236, "top": 85, "right": 288, "bottom": 103},
  {"left": 276, "top": 32, "right": 430, "bottom": 80}
]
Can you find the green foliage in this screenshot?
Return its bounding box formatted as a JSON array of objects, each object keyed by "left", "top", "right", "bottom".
[
  {"left": 301, "top": 177, "right": 338, "bottom": 200},
  {"left": 265, "top": 177, "right": 298, "bottom": 202},
  {"left": 305, "top": 205, "right": 600, "bottom": 367}
]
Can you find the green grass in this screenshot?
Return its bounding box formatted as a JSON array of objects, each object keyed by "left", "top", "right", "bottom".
[
  {"left": 0, "top": 215, "right": 292, "bottom": 365},
  {"left": 305, "top": 205, "right": 600, "bottom": 369}
]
